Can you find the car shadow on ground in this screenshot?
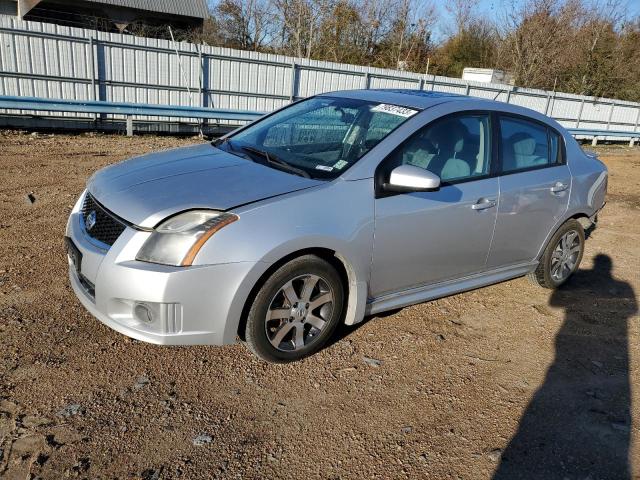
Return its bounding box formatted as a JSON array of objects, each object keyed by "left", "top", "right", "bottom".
[
  {"left": 325, "top": 308, "right": 403, "bottom": 350},
  {"left": 494, "top": 254, "right": 637, "bottom": 479}
]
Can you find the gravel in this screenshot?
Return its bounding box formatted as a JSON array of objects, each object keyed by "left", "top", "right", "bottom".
[
  {"left": 362, "top": 356, "right": 382, "bottom": 367},
  {"left": 133, "top": 375, "right": 151, "bottom": 390},
  {"left": 192, "top": 434, "right": 213, "bottom": 446},
  {"left": 56, "top": 404, "right": 85, "bottom": 418}
]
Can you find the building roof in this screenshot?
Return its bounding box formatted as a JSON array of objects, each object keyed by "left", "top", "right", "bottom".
[{"left": 90, "top": 0, "right": 209, "bottom": 19}]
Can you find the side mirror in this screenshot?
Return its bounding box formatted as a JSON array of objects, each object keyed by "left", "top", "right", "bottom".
[{"left": 383, "top": 165, "right": 441, "bottom": 193}]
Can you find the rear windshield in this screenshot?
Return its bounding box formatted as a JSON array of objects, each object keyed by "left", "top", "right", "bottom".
[{"left": 219, "top": 96, "right": 419, "bottom": 179}]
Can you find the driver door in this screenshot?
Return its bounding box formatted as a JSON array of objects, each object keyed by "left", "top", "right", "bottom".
[{"left": 370, "top": 113, "right": 499, "bottom": 298}]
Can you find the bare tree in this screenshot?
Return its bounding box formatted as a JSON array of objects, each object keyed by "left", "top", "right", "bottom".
[
  {"left": 496, "top": 0, "right": 581, "bottom": 89},
  {"left": 210, "top": 0, "right": 276, "bottom": 50},
  {"left": 445, "top": 0, "right": 480, "bottom": 33}
]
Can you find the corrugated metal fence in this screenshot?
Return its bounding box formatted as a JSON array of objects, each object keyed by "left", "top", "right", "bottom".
[{"left": 1, "top": 15, "right": 639, "bottom": 134}]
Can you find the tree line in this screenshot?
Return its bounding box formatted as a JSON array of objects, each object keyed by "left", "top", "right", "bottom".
[{"left": 169, "top": 0, "right": 640, "bottom": 102}]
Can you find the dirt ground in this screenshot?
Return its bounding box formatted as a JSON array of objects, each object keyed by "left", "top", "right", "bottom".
[{"left": 0, "top": 131, "right": 638, "bottom": 480}]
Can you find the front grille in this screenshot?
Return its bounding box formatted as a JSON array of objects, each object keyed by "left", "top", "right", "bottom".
[{"left": 81, "top": 193, "right": 127, "bottom": 247}]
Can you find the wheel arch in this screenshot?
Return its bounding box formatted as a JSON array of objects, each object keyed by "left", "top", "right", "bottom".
[
  {"left": 534, "top": 210, "right": 593, "bottom": 261},
  {"left": 236, "top": 247, "right": 367, "bottom": 341}
]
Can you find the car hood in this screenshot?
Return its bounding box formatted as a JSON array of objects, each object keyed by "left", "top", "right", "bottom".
[{"left": 88, "top": 143, "right": 323, "bottom": 228}]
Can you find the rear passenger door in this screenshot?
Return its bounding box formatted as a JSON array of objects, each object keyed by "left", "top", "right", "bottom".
[{"left": 485, "top": 115, "right": 570, "bottom": 269}]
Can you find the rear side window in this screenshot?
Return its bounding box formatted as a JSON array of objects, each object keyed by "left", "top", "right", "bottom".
[{"left": 499, "top": 117, "right": 561, "bottom": 173}]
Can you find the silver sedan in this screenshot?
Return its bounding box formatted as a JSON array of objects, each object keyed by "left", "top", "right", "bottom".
[{"left": 66, "top": 89, "right": 608, "bottom": 362}]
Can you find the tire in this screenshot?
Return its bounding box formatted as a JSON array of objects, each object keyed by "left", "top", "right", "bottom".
[
  {"left": 244, "top": 255, "right": 345, "bottom": 363},
  {"left": 528, "top": 219, "right": 585, "bottom": 289}
]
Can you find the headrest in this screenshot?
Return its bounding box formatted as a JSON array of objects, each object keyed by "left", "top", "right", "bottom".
[
  {"left": 512, "top": 134, "right": 536, "bottom": 156},
  {"left": 428, "top": 120, "right": 466, "bottom": 153}
]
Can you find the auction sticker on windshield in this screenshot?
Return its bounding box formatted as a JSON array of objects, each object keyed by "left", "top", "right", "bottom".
[
  {"left": 333, "top": 160, "right": 349, "bottom": 170},
  {"left": 371, "top": 104, "right": 418, "bottom": 118}
]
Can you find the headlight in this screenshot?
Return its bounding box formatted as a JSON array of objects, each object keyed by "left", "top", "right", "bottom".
[{"left": 136, "top": 210, "right": 238, "bottom": 266}]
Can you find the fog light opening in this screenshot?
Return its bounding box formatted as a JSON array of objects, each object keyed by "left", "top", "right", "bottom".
[
  {"left": 127, "top": 301, "right": 182, "bottom": 334},
  {"left": 134, "top": 302, "right": 154, "bottom": 324}
]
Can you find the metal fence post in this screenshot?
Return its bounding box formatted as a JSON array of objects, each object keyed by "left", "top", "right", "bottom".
[
  {"left": 465, "top": 83, "right": 470, "bottom": 95},
  {"left": 543, "top": 92, "right": 551, "bottom": 115},
  {"left": 94, "top": 37, "right": 107, "bottom": 122},
  {"left": 88, "top": 36, "right": 97, "bottom": 121},
  {"left": 199, "top": 47, "right": 208, "bottom": 131},
  {"left": 547, "top": 90, "right": 557, "bottom": 117},
  {"left": 576, "top": 99, "right": 585, "bottom": 128},
  {"left": 88, "top": 36, "right": 96, "bottom": 101},
  {"left": 362, "top": 72, "right": 369, "bottom": 89},
  {"left": 506, "top": 88, "right": 512, "bottom": 104},
  {"left": 198, "top": 48, "right": 204, "bottom": 106},
  {"left": 606, "top": 101, "right": 614, "bottom": 130},
  {"left": 289, "top": 62, "right": 297, "bottom": 102}
]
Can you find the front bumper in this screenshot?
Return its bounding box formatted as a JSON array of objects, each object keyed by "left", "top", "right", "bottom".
[{"left": 66, "top": 204, "right": 262, "bottom": 345}]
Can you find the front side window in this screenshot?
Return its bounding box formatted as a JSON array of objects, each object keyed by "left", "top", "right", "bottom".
[
  {"left": 385, "top": 113, "right": 492, "bottom": 183},
  {"left": 500, "top": 117, "right": 559, "bottom": 173},
  {"left": 221, "top": 96, "right": 418, "bottom": 179}
]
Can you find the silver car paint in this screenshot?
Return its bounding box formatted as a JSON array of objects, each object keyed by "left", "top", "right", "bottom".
[
  {"left": 67, "top": 90, "right": 607, "bottom": 346},
  {"left": 370, "top": 176, "right": 499, "bottom": 297},
  {"left": 90, "top": 143, "right": 322, "bottom": 228},
  {"left": 194, "top": 177, "right": 375, "bottom": 327},
  {"left": 67, "top": 193, "right": 265, "bottom": 345},
  {"left": 485, "top": 164, "right": 571, "bottom": 269}
]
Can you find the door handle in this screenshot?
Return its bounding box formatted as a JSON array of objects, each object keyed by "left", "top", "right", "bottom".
[
  {"left": 471, "top": 198, "right": 497, "bottom": 210},
  {"left": 550, "top": 182, "right": 569, "bottom": 193}
]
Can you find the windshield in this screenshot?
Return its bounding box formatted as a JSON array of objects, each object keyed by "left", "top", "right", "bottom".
[{"left": 217, "top": 96, "right": 419, "bottom": 179}]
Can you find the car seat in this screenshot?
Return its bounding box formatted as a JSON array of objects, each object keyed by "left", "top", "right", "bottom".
[
  {"left": 402, "top": 133, "right": 437, "bottom": 169},
  {"left": 399, "top": 119, "right": 472, "bottom": 180},
  {"left": 440, "top": 136, "right": 471, "bottom": 180},
  {"left": 430, "top": 120, "right": 471, "bottom": 180},
  {"left": 509, "top": 133, "right": 547, "bottom": 170}
]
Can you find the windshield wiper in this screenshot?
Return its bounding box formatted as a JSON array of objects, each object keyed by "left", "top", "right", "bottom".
[{"left": 240, "top": 145, "right": 311, "bottom": 178}]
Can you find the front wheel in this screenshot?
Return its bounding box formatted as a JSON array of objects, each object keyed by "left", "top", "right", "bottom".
[
  {"left": 244, "top": 255, "right": 344, "bottom": 363},
  {"left": 528, "top": 219, "right": 585, "bottom": 289}
]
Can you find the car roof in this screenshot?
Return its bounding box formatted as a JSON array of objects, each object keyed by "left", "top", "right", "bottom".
[
  {"left": 320, "top": 88, "right": 565, "bottom": 132},
  {"left": 319, "top": 89, "right": 472, "bottom": 110}
]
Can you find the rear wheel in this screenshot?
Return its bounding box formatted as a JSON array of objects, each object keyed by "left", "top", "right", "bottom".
[
  {"left": 528, "top": 219, "right": 585, "bottom": 289},
  {"left": 244, "top": 255, "right": 344, "bottom": 363}
]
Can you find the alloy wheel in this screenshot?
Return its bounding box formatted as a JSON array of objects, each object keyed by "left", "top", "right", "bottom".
[
  {"left": 265, "top": 274, "right": 334, "bottom": 352},
  {"left": 550, "top": 229, "right": 582, "bottom": 282}
]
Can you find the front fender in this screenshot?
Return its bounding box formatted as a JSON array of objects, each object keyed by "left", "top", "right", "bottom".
[
  {"left": 196, "top": 178, "right": 376, "bottom": 334},
  {"left": 259, "top": 236, "right": 371, "bottom": 326}
]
